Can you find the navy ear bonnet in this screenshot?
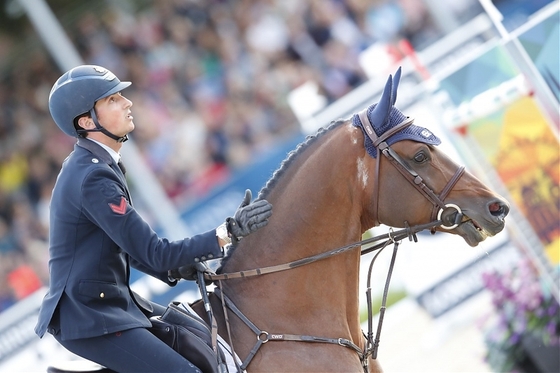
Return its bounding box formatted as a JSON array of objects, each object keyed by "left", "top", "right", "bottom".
[
  {"left": 352, "top": 68, "right": 441, "bottom": 158},
  {"left": 352, "top": 105, "right": 441, "bottom": 158}
]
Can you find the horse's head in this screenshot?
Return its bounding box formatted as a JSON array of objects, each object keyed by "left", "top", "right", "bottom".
[{"left": 355, "top": 68, "right": 509, "bottom": 247}]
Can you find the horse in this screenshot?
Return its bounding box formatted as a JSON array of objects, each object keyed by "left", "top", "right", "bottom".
[
  {"left": 46, "top": 68, "right": 509, "bottom": 373},
  {"left": 188, "top": 68, "right": 510, "bottom": 373}
]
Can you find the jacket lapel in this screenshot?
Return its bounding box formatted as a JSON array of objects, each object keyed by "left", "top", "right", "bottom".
[{"left": 76, "top": 139, "right": 132, "bottom": 204}]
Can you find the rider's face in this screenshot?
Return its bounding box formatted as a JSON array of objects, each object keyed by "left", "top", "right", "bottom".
[{"left": 94, "top": 92, "right": 134, "bottom": 137}]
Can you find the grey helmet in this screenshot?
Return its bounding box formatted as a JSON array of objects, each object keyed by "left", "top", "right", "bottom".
[{"left": 48, "top": 65, "right": 131, "bottom": 141}]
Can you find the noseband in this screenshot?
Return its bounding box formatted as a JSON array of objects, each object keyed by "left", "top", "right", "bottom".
[{"left": 357, "top": 110, "right": 465, "bottom": 230}]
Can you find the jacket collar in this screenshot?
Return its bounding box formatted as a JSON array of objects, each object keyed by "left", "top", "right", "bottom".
[{"left": 76, "top": 138, "right": 115, "bottom": 166}]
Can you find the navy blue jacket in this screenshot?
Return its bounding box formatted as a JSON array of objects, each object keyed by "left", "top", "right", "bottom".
[{"left": 35, "top": 139, "right": 222, "bottom": 340}]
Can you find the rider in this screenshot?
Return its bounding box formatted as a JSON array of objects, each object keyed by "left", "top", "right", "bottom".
[{"left": 34, "top": 65, "right": 272, "bottom": 373}]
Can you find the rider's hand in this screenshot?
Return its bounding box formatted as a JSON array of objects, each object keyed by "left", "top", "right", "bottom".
[
  {"left": 227, "top": 189, "right": 272, "bottom": 242},
  {"left": 168, "top": 266, "right": 197, "bottom": 282},
  {"left": 168, "top": 262, "right": 212, "bottom": 284}
]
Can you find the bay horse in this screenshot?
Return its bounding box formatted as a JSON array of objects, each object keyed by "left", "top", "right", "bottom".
[{"left": 189, "top": 68, "right": 510, "bottom": 372}]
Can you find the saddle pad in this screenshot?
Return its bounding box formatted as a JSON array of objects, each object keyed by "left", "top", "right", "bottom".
[{"left": 216, "top": 333, "right": 246, "bottom": 373}]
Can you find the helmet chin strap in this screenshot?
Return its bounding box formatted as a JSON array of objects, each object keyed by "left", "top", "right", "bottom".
[{"left": 77, "top": 108, "right": 128, "bottom": 143}]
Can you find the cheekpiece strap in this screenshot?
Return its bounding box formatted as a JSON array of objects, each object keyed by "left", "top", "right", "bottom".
[{"left": 357, "top": 109, "right": 379, "bottom": 144}]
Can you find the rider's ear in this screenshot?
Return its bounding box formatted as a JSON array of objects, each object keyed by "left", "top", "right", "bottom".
[{"left": 75, "top": 113, "right": 94, "bottom": 130}]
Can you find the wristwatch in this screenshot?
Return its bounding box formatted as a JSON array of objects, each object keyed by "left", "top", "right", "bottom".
[{"left": 216, "top": 222, "right": 232, "bottom": 246}]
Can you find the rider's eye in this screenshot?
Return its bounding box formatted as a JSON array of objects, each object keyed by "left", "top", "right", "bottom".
[{"left": 413, "top": 151, "right": 428, "bottom": 163}]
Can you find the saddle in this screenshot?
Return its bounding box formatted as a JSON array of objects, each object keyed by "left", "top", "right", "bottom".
[{"left": 148, "top": 301, "right": 227, "bottom": 373}]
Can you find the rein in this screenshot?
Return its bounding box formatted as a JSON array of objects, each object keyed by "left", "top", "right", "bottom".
[{"left": 203, "top": 221, "right": 440, "bottom": 283}]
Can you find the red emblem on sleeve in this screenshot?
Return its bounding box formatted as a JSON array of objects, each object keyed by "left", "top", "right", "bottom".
[{"left": 109, "top": 197, "right": 127, "bottom": 215}]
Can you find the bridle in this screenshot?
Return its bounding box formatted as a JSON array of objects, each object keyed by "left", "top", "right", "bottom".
[
  {"left": 356, "top": 110, "right": 465, "bottom": 230},
  {"left": 196, "top": 113, "right": 467, "bottom": 372}
]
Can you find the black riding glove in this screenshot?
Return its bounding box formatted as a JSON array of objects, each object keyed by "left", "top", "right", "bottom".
[
  {"left": 169, "top": 266, "right": 196, "bottom": 282},
  {"left": 169, "top": 262, "right": 212, "bottom": 283},
  {"left": 227, "top": 189, "right": 272, "bottom": 243}
]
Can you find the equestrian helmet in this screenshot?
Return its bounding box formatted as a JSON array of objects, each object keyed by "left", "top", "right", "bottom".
[{"left": 48, "top": 65, "right": 131, "bottom": 137}]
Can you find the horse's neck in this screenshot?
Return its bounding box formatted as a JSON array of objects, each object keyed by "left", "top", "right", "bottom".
[
  {"left": 224, "top": 124, "right": 367, "bottom": 271},
  {"left": 220, "top": 124, "right": 369, "bottom": 335}
]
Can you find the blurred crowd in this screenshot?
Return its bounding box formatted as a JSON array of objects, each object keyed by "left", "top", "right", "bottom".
[{"left": 0, "top": 0, "right": 457, "bottom": 311}]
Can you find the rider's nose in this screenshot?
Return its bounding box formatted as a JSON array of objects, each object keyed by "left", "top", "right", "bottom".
[{"left": 123, "top": 96, "right": 132, "bottom": 108}]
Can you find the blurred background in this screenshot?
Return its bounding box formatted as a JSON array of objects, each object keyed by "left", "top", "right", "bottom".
[{"left": 0, "top": 0, "right": 558, "bottom": 372}]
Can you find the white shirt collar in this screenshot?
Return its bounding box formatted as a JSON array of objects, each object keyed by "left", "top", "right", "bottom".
[{"left": 88, "top": 139, "right": 121, "bottom": 164}]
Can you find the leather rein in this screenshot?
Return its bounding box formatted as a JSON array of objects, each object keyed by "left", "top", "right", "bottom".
[{"left": 197, "top": 113, "right": 466, "bottom": 372}]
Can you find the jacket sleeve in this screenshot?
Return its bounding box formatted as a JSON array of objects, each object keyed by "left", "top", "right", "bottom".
[{"left": 80, "top": 167, "right": 223, "bottom": 275}]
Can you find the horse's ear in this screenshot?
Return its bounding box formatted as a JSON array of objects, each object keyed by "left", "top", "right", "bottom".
[
  {"left": 391, "top": 66, "right": 402, "bottom": 106},
  {"left": 370, "top": 74, "right": 393, "bottom": 127}
]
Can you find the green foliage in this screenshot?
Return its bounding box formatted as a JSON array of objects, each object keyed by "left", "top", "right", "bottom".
[{"left": 360, "top": 289, "right": 408, "bottom": 323}]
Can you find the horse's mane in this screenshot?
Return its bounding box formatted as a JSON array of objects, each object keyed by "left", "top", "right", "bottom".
[
  {"left": 216, "top": 119, "right": 347, "bottom": 273},
  {"left": 257, "top": 119, "right": 346, "bottom": 200}
]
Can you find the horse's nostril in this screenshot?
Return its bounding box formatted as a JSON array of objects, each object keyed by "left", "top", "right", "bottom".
[{"left": 489, "top": 201, "right": 509, "bottom": 218}]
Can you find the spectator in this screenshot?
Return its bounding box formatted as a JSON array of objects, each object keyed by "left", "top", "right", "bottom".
[{"left": 0, "top": 0, "right": 447, "bottom": 313}]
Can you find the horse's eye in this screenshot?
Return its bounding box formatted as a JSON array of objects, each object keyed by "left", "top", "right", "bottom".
[{"left": 413, "top": 151, "right": 428, "bottom": 163}]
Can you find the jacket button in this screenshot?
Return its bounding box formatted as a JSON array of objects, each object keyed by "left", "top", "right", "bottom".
[
  {"left": 194, "top": 258, "right": 200, "bottom": 262},
  {"left": 100, "top": 292, "right": 105, "bottom": 298}
]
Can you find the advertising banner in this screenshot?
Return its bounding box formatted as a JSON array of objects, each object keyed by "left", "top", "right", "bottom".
[{"left": 437, "top": 30, "right": 559, "bottom": 292}]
